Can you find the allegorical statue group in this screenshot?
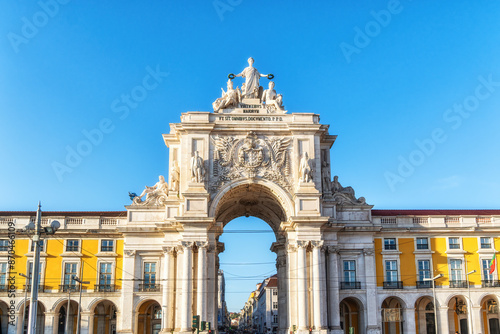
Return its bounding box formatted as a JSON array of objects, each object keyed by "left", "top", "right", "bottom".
[{"left": 212, "top": 57, "right": 284, "bottom": 112}]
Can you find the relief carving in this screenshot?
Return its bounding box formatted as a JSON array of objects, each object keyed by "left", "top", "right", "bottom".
[{"left": 210, "top": 131, "right": 292, "bottom": 194}]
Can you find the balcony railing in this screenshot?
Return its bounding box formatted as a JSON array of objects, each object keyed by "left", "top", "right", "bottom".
[
  {"left": 59, "top": 284, "right": 80, "bottom": 293},
  {"left": 94, "top": 284, "right": 116, "bottom": 292},
  {"left": 340, "top": 281, "right": 361, "bottom": 289},
  {"left": 482, "top": 280, "right": 500, "bottom": 288},
  {"left": 139, "top": 283, "right": 160, "bottom": 292},
  {"left": 23, "top": 285, "right": 45, "bottom": 293},
  {"left": 449, "top": 280, "right": 468, "bottom": 288},
  {"left": 416, "top": 281, "right": 432, "bottom": 289},
  {"left": 383, "top": 281, "right": 403, "bottom": 289}
]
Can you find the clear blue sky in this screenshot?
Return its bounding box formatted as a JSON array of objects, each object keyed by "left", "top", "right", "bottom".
[{"left": 2, "top": 1, "right": 500, "bottom": 311}]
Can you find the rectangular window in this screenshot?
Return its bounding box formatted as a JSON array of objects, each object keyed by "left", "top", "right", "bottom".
[
  {"left": 272, "top": 290, "right": 278, "bottom": 295},
  {"left": 384, "top": 238, "right": 397, "bottom": 250},
  {"left": 343, "top": 260, "right": 356, "bottom": 282},
  {"left": 449, "top": 238, "right": 460, "bottom": 249},
  {"left": 480, "top": 237, "right": 492, "bottom": 249},
  {"left": 101, "top": 240, "right": 114, "bottom": 252},
  {"left": 417, "top": 260, "right": 431, "bottom": 281},
  {"left": 482, "top": 259, "right": 494, "bottom": 281},
  {"left": 416, "top": 238, "right": 429, "bottom": 250},
  {"left": 27, "top": 262, "right": 42, "bottom": 286},
  {"left": 63, "top": 262, "right": 78, "bottom": 287},
  {"left": 272, "top": 314, "right": 278, "bottom": 323},
  {"left": 0, "top": 240, "right": 8, "bottom": 252},
  {"left": 30, "top": 240, "right": 44, "bottom": 252},
  {"left": 144, "top": 262, "right": 156, "bottom": 285},
  {"left": 385, "top": 260, "right": 398, "bottom": 282},
  {"left": 99, "top": 263, "right": 112, "bottom": 286},
  {"left": 0, "top": 263, "right": 7, "bottom": 286},
  {"left": 66, "top": 239, "right": 79, "bottom": 252},
  {"left": 450, "top": 259, "right": 463, "bottom": 281},
  {"left": 273, "top": 302, "right": 278, "bottom": 309}
]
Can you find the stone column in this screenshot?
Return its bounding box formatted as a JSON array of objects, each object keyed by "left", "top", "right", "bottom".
[
  {"left": 44, "top": 312, "right": 56, "bottom": 334},
  {"left": 271, "top": 242, "right": 288, "bottom": 334},
  {"left": 311, "top": 241, "right": 326, "bottom": 332},
  {"left": 403, "top": 307, "right": 415, "bottom": 334},
  {"left": 363, "top": 249, "right": 380, "bottom": 334},
  {"left": 161, "top": 246, "right": 175, "bottom": 333},
  {"left": 287, "top": 243, "right": 298, "bottom": 333},
  {"left": 206, "top": 244, "right": 217, "bottom": 330},
  {"left": 327, "top": 247, "right": 342, "bottom": 334},
  {"left": 471, "top": 306, "right": 482, "bottom": 334},
  {"left": 180, "top": 241, "right": 194, "bottom": 333},
  {"left": 118, "top": 249, "right": 136, "bottom": 334},
  {"left": 297, "top": 240, "right": 309, "bottom": 332},
  {"left": 196, "top": 241, "right": 208, "bottom": 324},
  {"left": 438, "top": 306, "right": 449, "bottom": 334},
  {"left": 12, "top": 312, "right": 21, "bottom": 334},
  {"left": 80, "top": 311, "right": 93, "bottom": 334}
]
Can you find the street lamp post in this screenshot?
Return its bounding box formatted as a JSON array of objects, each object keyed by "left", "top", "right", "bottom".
[
  {"left": 19, "top": 273, "right": 30, "bottom": 334},
  {"left": 73, "top": 273, "right": 90, "bottom": 334},
  {"left": 466, "top": 269, "right": 476, "bottom": 334},
  {"left": 424, "top": 273, "right": 443, "bottom": 334},
  {"left": 24, "top": 203, "right": 60, "bottom": 334}
]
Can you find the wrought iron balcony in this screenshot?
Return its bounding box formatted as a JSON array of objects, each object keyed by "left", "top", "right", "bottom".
[
  {"left": 340, "top": 281, "right": 361, "bottom": 289},
  {"left": 139, "top": 283, "right": 160, "bottom": 292},
  {"left": 94, "top": 284, "right": 116, "bottom": 292},
  {"left": 416, "top": 280, "right": 432, "bottom": 289},
  {"left": 59, "top": 284, "right": 80, "bottom": 293},
  {"left": 23, "top": 284, "right": 45, "bottom": 293},
  {"left": 383, "top": 281, "right": 403, "bottom": 289},
  {"left": 449, "top": 280, "right": 468, "bottom": 288},
  {"left": 482, "top": 280, "right": 500, "bottom": 288}
]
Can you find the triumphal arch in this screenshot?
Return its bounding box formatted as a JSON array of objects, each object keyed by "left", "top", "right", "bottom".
[{"left": 124, "top": 58, "right": 378, "bottom": 334}]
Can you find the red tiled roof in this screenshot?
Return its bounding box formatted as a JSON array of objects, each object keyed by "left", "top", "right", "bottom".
[
  {"left": 0, "top": 211, "right": 127, "bottom": 217},
  {"left": 372, "top": 209, "right": 500, "bottom": 216}
]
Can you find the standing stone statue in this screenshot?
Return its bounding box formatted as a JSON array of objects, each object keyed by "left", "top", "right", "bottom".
[
  {"left": 170, "top": 160, "right": 180, "bottom": 193},
  {"left": 321, "top": 160, "right": 331, "bottom": 193},
  {"left": 190, "top": 151, "right": 205, "bottom": 183},
  {"left": 299, "top": 152, "right": 313, "bottom": 183},
  {"left": 235, "top": 57, "right": 271, "bottom": 98}
]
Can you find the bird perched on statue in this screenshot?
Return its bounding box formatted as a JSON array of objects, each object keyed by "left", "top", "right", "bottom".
[{"left": 128, "top": 192, "right": 137, "bottom": 201}]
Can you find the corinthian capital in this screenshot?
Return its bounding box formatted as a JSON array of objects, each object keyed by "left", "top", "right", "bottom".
[
  {"left": 327, "top": 246, "right": 339, "bottom": 254},
  {"left": 287, "top": 243, "right": 298, "bottom": 252},
  {"left": 124, "top": 249, "right": 136, "bottom": 257},
  {"left": 311, "top": 240, "right": 324, "bottom": 249},
  {"left": 297, "top": 240, "right": 309, "bottom": 248},
  {"left": 363, "top": 248, "right": 375, "bottom": 256},
  {"left": 180, "top": 241, "right": 194, "bottom": 249},
  {"left": 162, "top": 246, "right": 175, "bottom": 254},
  {"left": 196, "top": 241, "right": 209, "bottom": 249}
]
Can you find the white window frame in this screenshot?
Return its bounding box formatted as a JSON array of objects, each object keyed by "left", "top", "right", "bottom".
[
  {"left": 29, "top": 239, "right": 46, "bottom": 253},
  {"left": 142, "top": 259, "right": 160, "bottom": 288},
  {"left": 384, "top": 238, "right": 398, "bottom": 251},
  {"left": 97, "top": 260, "right": 115, "bottom": 288},
  {"left": 0, "top": 262, "right": 8, "bottom": 287},
  {"left": 447, "top": 237, "right": 462, "bottom": 251},
  {"left": 481, "top": 258, "right": 495, "bottom": 282},
  {"left": 100, "top": 239, "right": 115, "bottom": 252},
  {"left": 384, "top": 258, "right": 400, "bottom": 282},
  {"left": 343, "top": 260, "right": 357, "bottom": 283},
  {"left": 449, "top": 258, "right": 464, "bottom": 282},
  {"left": 479, "top": 237, "right": 492, "bottom": 249},
  {"left": 65, "top": 239, "right": 81, "bottom": 252},
  {"left": 415, "top": 237, "right": 430, "bottom": 251},
  {"left": 0, "top": 240, "right": 9, "bottom": 252},
  {"left": 61, "top": 260, "right": 81, "bottom": 288},
  {"left": 26, "top": 260, "right": 46, "bottom": 287},
  {"left": 416, "top": 259, "right": 432, "bottom": 281}
]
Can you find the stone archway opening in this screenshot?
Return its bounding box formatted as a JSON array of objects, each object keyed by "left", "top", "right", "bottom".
[
  {"left": 214, "top": 182, "right": 289, "bottom": 334},
  {"left": 340, "top": 297, "right": 364, "bottom": 334},
  {"left": 136, "top": 300, "right": 162, "bottom": 334},
  {"left": 19, "top": 301, "right": 46, "bottom": 334},
  {"left": 381, "top": 297, "right": 405, "bottom": 334},
  {"left": 480, "top": 295, "right": 499, "bottom": 334},
  {"left": 448, "top": 295, "right": 468, "bottom": 334},
  {"left": 414, "top": 296, "right": 435, "bottom": 334},
  {"left": 0, "top": 300, "right": 9, "bottom": 334},
  {"left": 55, "top": 299, "right": 78, "bottom": 334},
  {"left": 91, "top": 299, "right": 117, "bottom": 334}
]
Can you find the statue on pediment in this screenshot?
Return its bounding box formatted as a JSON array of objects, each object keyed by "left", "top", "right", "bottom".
[
  {"left": 262, "top": 81, "right": 284, "bottom": 112},
  {"left": 331, "top": 175, "right": 367, "bottom": 205},
  {"left": 212, "top": 79, "right": 241, "bottom": 112},
  {"left": 233, "top": 57, "right": 272, "bottom": 99},
  {"left": 133, "top": 175, "right": 169, "bottom": 205}
]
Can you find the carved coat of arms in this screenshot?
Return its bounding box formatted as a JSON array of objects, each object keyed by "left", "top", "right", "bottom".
[{"left": 210, "top": 132, "right": 292, "bottom": 194}]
